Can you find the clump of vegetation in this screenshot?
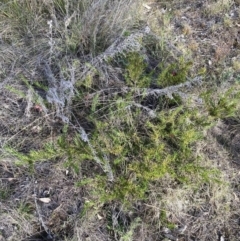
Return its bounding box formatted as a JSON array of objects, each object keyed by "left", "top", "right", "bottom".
[
  {"left": 1, "top": 0, "right": 240, "bottom": 241},
  {"left": 203, "top": 87, "right": 240, "bottom": 118},
  {"left": 123, "top": 52, "right": 151, "bottom": 88},
  {"left": 157, "top": 57, "right": 193, "bottom": 87}
]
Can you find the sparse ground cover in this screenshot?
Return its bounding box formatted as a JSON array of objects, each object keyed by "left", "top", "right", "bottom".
[{"left": 1, "top": 0, "right": 240, "bottom": 240}]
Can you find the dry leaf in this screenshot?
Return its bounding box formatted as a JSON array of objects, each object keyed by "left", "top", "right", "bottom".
[
  {"left": 65, "top": 11, "right": 76, "bottom": 28},
  {"left": 143, "top": 3, "right": 151, "bottom": 10},
  {"left": 233, "top": 192, "right": 239, "bottom": 202},
  {"left": 38, "top": 198, "right": 51, "bottom": 203}
]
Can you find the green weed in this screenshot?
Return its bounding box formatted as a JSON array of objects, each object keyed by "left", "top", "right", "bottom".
[
  {"left": 0, "top": 187, "right": 10, "bottom": 200},
  {"left": 6, "top": 83, "right": 239, "bottom": 206},
  {"left": 202, "top": 87, "right": 240, "bottom": 118},
  {"left": 119, "top": 218, "right": 141, "bottom": 241},
  {"left": 18, "top": 201, "right": 33, "bottom": 217},
  {"left": 157, "top": 57, "right": 192, "bottom": 87},
  {"left": 124, "top": 52, "right": 151, "bottom": 88}
]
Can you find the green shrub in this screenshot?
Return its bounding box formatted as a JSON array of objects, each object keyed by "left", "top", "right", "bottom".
[
  {"left": 157, "top": 57, "right": 192, "bottom": 87},
  {"left": 202, "top": 87, "right": 240, "bottom": 118},
  {"left": 7, "top": 84, "right": 239, "bottom": 205},
  {"left": 124, "top": 52, "right": 151, "bottom": 88},
  {"left": 72, "top": 101, "right": 218, "bottom": 203}
]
